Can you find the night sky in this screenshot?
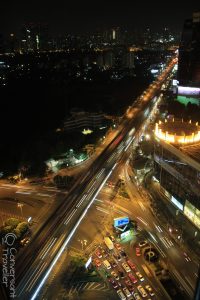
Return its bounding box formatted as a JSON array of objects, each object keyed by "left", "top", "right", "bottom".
[{"left": 1, "top": 1, "right": 200, "bottom": 35}]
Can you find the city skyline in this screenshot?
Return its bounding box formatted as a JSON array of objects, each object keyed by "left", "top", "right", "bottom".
[{"left": 1, "top": 1, "right": 200, "bottom": 35}]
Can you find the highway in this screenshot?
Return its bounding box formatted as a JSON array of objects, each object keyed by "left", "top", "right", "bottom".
[{"left": 14, "top": 56, "right": 177, "bottom": 299}]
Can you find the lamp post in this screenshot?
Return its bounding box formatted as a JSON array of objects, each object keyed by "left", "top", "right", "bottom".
[{"left": 78, "top": 239, "right": 87, "bottom": 251}]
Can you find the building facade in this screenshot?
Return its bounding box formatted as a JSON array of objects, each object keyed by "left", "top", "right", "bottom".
[
  {"left": 177, "top": 11, "right": 200, "bottom": 104},
  {"left": 153, "top": 119, "right": 200, "bottom": 230},
  {"left": 64, "top": 111, "right": 110, "bottom": 131}
]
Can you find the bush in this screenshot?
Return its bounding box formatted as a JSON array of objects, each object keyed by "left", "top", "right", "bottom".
[
  {"left": 14, "top": 222, "right": 29, "bottom": 239},
  {"left": 5, "top": 218, "right": 20, "bottom": 228}
]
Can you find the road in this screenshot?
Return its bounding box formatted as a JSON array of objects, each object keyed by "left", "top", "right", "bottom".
[{"left": 12, "top": 56, "right": 177, "bottom": 300}]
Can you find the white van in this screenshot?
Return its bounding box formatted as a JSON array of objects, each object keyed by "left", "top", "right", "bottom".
[{"left": 117, "top": 289, "right": 126, "bottom": 300}]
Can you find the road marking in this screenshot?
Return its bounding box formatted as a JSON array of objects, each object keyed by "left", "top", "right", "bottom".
[
  {"left": 16, "top": 191, "right": 31, "bottom": 195},
  {"left": 153, "top": 222, "right": 163, "bottom": 232},
  {"left": 136, "top": 216, "right": 148, "bottom": 226},
  {"left": 138, "top": 201, "right": 146, "bottom": 211},
  {"left": 0, "top": 186, "right": 11, "bottom": 189},
  {"left": 96, "top": 206, "right": 109, "bottom": 214},
  {"left": 36, "top": 193, "right": 53, "bottom": 197}
]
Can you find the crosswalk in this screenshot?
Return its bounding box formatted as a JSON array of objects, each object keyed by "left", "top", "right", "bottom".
[
  {"left": 68, "top": 282, "right": 109, "bottom": 295},
  {"left": 159, "top": 236, "right": 174, "bottom": 249}
]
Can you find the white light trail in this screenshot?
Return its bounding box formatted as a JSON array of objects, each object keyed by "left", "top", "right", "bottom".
[{"left": 30, "top": 163, "right": 117, "bottom": 300}]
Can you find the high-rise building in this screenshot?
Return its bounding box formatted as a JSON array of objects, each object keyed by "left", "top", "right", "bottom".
[
  {"left": 21, "top": 23, "right": 49, "bottom": 52},
  {"left": 123, "top": 50, "right": 134, "bottom": 69},
  {"left": 153, "top": 119, "right": 200, "bottom": 237},
  {"left": 177, "top": 11, "right": 200, "bottom": 103}
]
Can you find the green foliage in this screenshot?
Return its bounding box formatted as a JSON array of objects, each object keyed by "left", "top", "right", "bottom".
[
  {"left": 5, "top": 218, "right": 21, "bottom": 228},
  {"left": 2, "top": 225, "right": 13, "bottom": 234},
  {"left": 14, "top": 222, "right": 28, "bottom": 239}
]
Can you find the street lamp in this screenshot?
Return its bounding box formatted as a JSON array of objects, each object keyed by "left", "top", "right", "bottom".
[
  {"left": 17, "top": 203, "right": 24, "bottom": 218},
  {"left": 78, "top": 239, "right": 87, "bottom": 251}
]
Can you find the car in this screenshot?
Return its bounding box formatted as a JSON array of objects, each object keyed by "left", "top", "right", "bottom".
[
  {"left": 101, "top": 248, "right": 108, "bottom": 257},
  {"left": 127, "top": 259, "right": 137, "bottom": 271},
  {"left": 111, "top": 271, "right": 119, "bottom": 280},
  {"left": 125, "top": 279, "right": 132, "bottom": 287},
  {"left": 123, "top": 287, "right": 131, "bottom": 297},
  {"left": 138, "top": 240, "right": 148, "bottom": 248},
  {"left": 20, "top": 237, "right": 30, "bottom": 246},
  {"left": 136, "top": 247, "right": 141, "bottom": 256},
  {"left": 95, "top": 248, "right": 102, "bottom": 258},
  {"left": 93, "top": 258, "right": 101, "bottom": 267},
  {"left": 110, "top": 260, "right": 117, "bottom": 268},
  {"left": 109, "top": 278, "right": 118, "bottom": 289},
  {"left": 145, "top": 285, "right": 155, "bottom": 296},
  {"left": 119, "top": 270, "right": 125, "bottom": 278},
  {"left": 122, "top": 262, "right": 131, "bottom": 273},
  {"left": 137, "top": 285, "right": 148, "bottom": 297},
  {"left": 120, "top": 250, "right": 127, "bottom": 257},
  {"left": 117, "top": 289, "right": 126, "bottom": 300},
  {"left": 103, "top": 260, "right": 111, "bottom": 269},
  {"left": 128, "top": 273, "right": 138, "bottom": 284},
  {"left": 135, "top": 272, "right": 144, "bottom": 282},
  {"left": 133, "top": 292, "right": 142, "bottom": 300},
  {"left": 115, "top": 243, "right": 122, "bottom": 250},
  {"left": 109, "top": 235, "right": 115, "bottom": 242},
  {"left": 113, "top": 253, "right": 121, "bottom": 261}
]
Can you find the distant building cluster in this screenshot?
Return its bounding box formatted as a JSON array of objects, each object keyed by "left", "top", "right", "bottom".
[{"left": 0, "top": 25, "right": 179, "bottom": 55}]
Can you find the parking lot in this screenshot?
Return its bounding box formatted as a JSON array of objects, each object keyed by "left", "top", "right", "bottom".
[{"left": 91, "top": 236, "right": 157, "bottom": 300}]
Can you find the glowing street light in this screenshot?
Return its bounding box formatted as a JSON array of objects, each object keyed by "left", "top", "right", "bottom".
[
  {"left": 78, "top": 239, "right": 87, "bottom": 251},
  {"left": 17, "top": 202, "right": 24, "bottom": 218}
]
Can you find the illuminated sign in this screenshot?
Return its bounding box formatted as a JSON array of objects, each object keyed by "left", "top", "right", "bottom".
[
  {"left": 172, "top": 79, "right": 178, "bottom": 86},
  {"left": 114, "top": 216, "right": 129, "bottom": 227},
  {"left": 151, "top": 69, "right": 159, "bottom": 74},
  {"left": 120, "top": 230, "right": 130, "bottom": 239},
  {"left": 171, "top": 196, "right": 183, "bottom": 211},
  {"left": 178, "top": 86, "right": 200, "bottom": 97},
  {"left": 85, "top": 256, "right": 92, "bottom": 269}
]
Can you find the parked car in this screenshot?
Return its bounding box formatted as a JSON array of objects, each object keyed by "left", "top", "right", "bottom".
[
  {"left": 115, "top": 243, "right": 122, "bottom": 251},
  {"left": 95, "top": 248, "right": 102, "bottom": 258},
  {"left": 137, "top": 285, "right": 148, "bottom": 297},
  {"left": 135, "top": 272, "right": 144, "bottom": 282},
  {"left": 123, "top": 287, "right": 131, "bottom": 297},
  {"left": 20, "top": 237, "right": 30, "bottom": 246},
  {"left": 111, "top": 271, "right": 119, "bottom": 281},
  {"left": 93, "top": 258, "right": 101, "bottom": 267},
  {"left": 145, "top": 285, "right": 155, "bottom": 296},
  {"left": 136, "top": 247, "right": 141, "bottom": 256},
  {"left": 127, "top": 259, "right": 137, "bottom": 271}
]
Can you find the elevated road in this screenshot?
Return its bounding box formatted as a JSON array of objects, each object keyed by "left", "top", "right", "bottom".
[{"left": 14, "top": 56, "right": 177, "bottom": 299}]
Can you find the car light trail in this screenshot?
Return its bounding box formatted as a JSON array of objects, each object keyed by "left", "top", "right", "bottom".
[{"left": 30, "top": 163, "right": 117, "bottom": 300}]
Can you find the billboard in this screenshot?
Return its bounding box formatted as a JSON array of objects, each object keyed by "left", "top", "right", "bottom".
[
  {"left": 178, "top": 86, "right": 200, "bottom": 97},
  {"left": 114, "top": 216, "right": 129, "bottom": 227},
  {"left": 120, "top": 230, "right": 130, "bottom": 239}
]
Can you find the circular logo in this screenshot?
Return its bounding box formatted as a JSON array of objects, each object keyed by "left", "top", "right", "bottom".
[{"left": 3, "top": 233, "right": 17, "bottom": 246}]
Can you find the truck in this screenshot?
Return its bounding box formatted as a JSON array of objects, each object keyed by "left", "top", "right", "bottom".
[{"left": 104, "top": 236, "right": 114, "bottom": 250}]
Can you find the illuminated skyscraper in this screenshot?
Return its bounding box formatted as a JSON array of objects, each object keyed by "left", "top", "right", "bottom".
[
  {"left": 21, "top": 23, "right": 49, "bottom": 52},
  {"left": 177, "top": 11, "right": 200, "bottom": 102}
]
